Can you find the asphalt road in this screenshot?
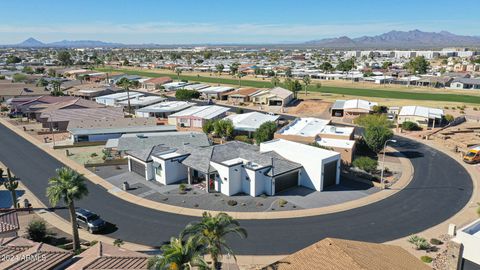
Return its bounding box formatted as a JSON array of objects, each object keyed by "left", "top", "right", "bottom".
[{"left": 0, "top": 122, "right": 473, "bottom": 255}]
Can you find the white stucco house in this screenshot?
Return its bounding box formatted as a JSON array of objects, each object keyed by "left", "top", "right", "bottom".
[{"left": 126, "top": 140, "right": 341, "bottom": 197}]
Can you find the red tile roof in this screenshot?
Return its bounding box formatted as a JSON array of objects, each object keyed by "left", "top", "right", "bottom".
[{"left": 0, "top": 211, "right": 19, "bottom": 235}]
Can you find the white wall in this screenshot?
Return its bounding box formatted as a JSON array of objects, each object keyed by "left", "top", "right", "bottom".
[
  {"left": 454, "top": 219, "right": 480, "bottom": 265},
  {"left": 152, "top": 156, "right": 188, "bottom": 185},
  {"left": 127, "top": 156, "right": 152, "bottom": 181}
]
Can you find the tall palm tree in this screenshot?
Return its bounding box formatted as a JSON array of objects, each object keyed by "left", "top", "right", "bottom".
[
  {"left": 4, "top": 168, "right": 19, "bottom": 209},
  {"left": 302, "top": 76, "right": 311, "bottom": 96},
  {"left": 148, "top": 235, "right": 207, "bottom": 270},
  {"left": 117, "top": 78, "right": 133, "bottom": 114},
  {"left": 176, "top": 68, "right": 182, "bottom": 81},
  {"left": 183, "top": 212, "right": 247, "bottom": 269},
  {"left": 46, "top": 167, "right": 88, "bottom": 251}
]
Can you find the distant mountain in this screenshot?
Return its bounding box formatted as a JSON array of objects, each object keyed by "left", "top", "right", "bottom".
[
  {"left": 48, "top": 40, "right": 124, "bottom": 48},
  {"left": 16, "top": 37, "right": 45, "bottom": 47},
  {"left": 304, "top": 30, "right": 480, "bottom": 49}
]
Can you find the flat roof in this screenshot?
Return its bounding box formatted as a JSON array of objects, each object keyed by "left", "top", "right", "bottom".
[
  {"left": 95, "top": 92, "right": 143, "bottom": 101},
  {"left": 399, "top": 106, "right": 444, "bottom": 119},
  {"left": 169, "top": 105, "right": 230, "bottom": 119},
  {"left": 278, "top": 117, "right": 331, "bottom": 137},
  {"left": 261, "top": 139, "right": 340, "bottom": 160},
  {"left": 225, "top": 112, "right": 279, "bottom": 132},
  {"left": 199, "top": 86, "right": 235, "bottom": 94},
  {"left": 136, "top": 101, "right": 194, "bottom": 113},
  {"left": 317, "top": 138, "right": 355, "bottom": 149},
  {"left": 117, "top": 96, "right": 166, "bottom": 106}
]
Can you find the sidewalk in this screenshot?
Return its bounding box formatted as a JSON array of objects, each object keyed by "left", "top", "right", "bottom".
[{"left": 0, "top": 117, "right": 415, "bottom": 220}]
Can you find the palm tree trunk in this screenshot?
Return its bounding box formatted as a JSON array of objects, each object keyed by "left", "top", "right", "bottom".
[
  {"left": 126, "top": 87, "right": 131, "bottom": 114},
  {"left": 11, "top": 190, "right": 17, "bottom": 209},
  {"left": 68, "top": 202, "right": 81, "bottom": 251}
]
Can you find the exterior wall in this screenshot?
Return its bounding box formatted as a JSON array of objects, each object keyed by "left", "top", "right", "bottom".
[
  {"left": 454, "top": 219, "right": 480, "bottom": 265},
  {"left": 152, "top": 156, "right": 188, "bottom": 185},
  {"left": 397, "top": 115, "right": 429, "bottom": 127},
  {"left": 274, "top": 133, "right": 316, "bottom": 144},
  {"left": 330, "top": 145, "right": 355, "bottom": 165},
  {"left": 320, "top": 132, "right": 354, "bottom": 140},
  {"left": 211, "top": 162, "right": 232, "bottom": 196}
]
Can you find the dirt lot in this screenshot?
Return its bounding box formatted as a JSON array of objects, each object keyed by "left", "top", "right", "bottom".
[{"left": 286, "top": 99, "right": 332, "bottom": 118}]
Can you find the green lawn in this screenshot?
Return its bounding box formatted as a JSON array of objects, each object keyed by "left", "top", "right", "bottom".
[{"left": 96, "top": 67, "right": 480, "bottom": 104}]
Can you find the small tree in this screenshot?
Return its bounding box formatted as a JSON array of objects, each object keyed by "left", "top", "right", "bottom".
[
  {"left": 254, "top": 121, "right": 277, "bottom": 145},
  {"left": 175, "top": 89, "right": 200, "bottom": 101},
  {"left": 444, "top": 114, "right": 454, "bottom": 123},
  {"left": 4, "top": 168, "right": 19, "bottom": 208},
  {"left": 352, "top": 157, "right": 378, "bottom": 174},
  {"left": 12, "top": 73, "right": 27, "bottom": 82},
  {"left": 27, "top": 220, "right": 47, "bottom": 242},
  {"left": 302, "top": 76, "right": 311, "bottom": 96},
  {"left": 202, "top": 120, "right": 215, "bottom": 135},
  {"left": 213, "top": 119, "right": 234, "bottom": 140},
  {"left": 355, "top": 115, "right": 393, "bottom": 153}
]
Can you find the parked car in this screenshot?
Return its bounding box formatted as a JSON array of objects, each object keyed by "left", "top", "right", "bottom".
[{"left": 75, "top": 208, "right": 106, "bottom": 233}]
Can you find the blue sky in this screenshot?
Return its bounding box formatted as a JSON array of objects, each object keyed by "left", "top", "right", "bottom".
[{"left": 1, "top": 0, "right": 479, "bottom": 44}]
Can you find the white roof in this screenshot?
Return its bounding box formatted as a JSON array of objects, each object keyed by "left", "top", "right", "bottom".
[
  {"left": 399, "top": 106, "right": 444, "bottom": 119},
  {"left": 199, "top": 86, "right": 235, "bottom": 94},
  {"left": 117, "top": 96, "right": 166, "bottom": 106},
  {"left": 169, "top": 105, "right": 230, "bottom": 119},
  {"left": 225, "top": 112, "right": 279, "bottom": 132},
  {"left": 343, "top": 99, "right": 377, "bottom": 111},
  {"left": 95, "top": 92, "right": 143, "bottom": 101},
  {"left": 183, "top": 84, "right": 210, "bottom": 90},
  {"left": 136, "top": 101, "right": 194, "bottom": 113},
  {"left": 278, "top": 118, "right": 331, "bottom": 137},
  {"left": 260, "top": 139, "right": 339, "bottom": 160},
  {"left": 317, "top": 138, "right": 355, "bottom": 149},
  {"left": 163, "top": 82, "right": 188, "bottom": 88}
]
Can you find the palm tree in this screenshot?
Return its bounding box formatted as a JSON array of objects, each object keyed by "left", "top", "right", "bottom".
[
  {"left": 46, "top": 167, "right": 88, "bottom": 251},
  {"left": 271, "top": 76, "right": 280, "bottom": 87},
  {"left": 183, "top": 212, "right": 247, "bottom": 269},
  {"left": 148, "top": 235, "right": 207, "bottom": 270},
  {"left": 302, "top": 76, "right": 311, "bottom": 96},
  {"left": 176, "top": 68, "right": 182, "bottom": 81},
  {"left": 116, "top": 78, "right": 133, "bottom": 114},
  {"left": 4, "top": 168, "right": 19, "bottom": 209}
]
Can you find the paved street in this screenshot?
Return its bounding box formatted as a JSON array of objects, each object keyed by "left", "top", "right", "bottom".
[{"left": 0, "top": 122, "right": 473, "bottom": 255}]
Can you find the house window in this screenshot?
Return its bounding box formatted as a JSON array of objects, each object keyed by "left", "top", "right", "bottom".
[{"left": 155, "top": 165, "right": 162, "bottom": 176}]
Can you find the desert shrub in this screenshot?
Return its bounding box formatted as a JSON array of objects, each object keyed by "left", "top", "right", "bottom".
[
  {"left": 352, "top": 156, "right": 378, "bottom": 174},
  {"left": 430, "top": 238, "right": 443, "bottom": 245},
  {"left": 408, "top": 235, "right": 431, "bottom": 250},
  {"left": 235, "top": 108, "right": 244, "bottom": 114},
  {"left": 227, "top": 200, "right": 238, "bottom": 206},
  {"left": 27, "top": 220, "right": 47, "bottom": 242},
  {"left": 421, "top": 256, "right": 433, "bottom": 263},
  {"left": 90, "top": 153, "right": 98, "bottom": 157},
  {"left": 278, "top": 199, "right": 287, "bottom": 207},
  {"left": 234, "top": 135, "right": 253, "bottom": 144},
  {"left": 402, "top": 121, "right": 421, "bottom": 131},
  {"left": 474, "top": 107, "right": 478, "bottom": 111},
  {"left": 179, "top": 183, "right": 187, "bottom": 193},
  {"left": 444, "top": 114, "right": 454, "bottom": 123}
]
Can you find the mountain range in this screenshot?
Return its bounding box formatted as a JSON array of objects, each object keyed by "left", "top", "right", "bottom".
[
  {"left": 5, "top": 30, "right": 480, "bottom": 49},
  {"left": 303, "top": 30, "right": 480, "bottom": 48}
]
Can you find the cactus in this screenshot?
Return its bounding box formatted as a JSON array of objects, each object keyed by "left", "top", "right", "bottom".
[{"left": 4, "top": 168, "right": 19, "bottom": 209}]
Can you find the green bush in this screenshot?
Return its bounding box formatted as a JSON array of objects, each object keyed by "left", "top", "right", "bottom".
[
  {"left": 175, "top": 89, "right": 200, "bottom": 100},
  {"left": 235, "top": 108, "right": 244, "bottom": 114},
  {"left": 179, "top": 183, "right": 186, "bottom": 192},
  {"left": 278, "top": 199, "right": 287, "bottom": 207},
  {"left": 234, "top": 135, "right": 253, "bottom": 144},
  {"left": 402, "top": 121, "right": 421, "bottom": 131},
  {"left": 352, "top": 156, "right": 378, "bottom": 174},
  {"left": 421, "top": 256, "right": 433, "bottom": 263},
  {"left": 0, "top": 75, "right": 5, "bottom": 80},
  {"left": 444, "top": 114, "right": 454, "bottom": 123},
  {"left": 408, "top": 235, "right": 431, "bottom": 250},
  {"left": 27, "top": 220, "right": 47, "bottom": 242},
  {"left": 430, "top": 238, "right": 443, "bottom": 245}
]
